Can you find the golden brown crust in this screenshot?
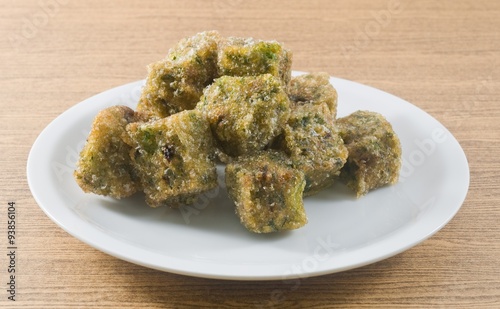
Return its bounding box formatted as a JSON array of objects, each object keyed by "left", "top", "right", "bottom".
[
  {"left": 197, "top": 74, "right": 291, "bottom": 157},
  {"left": 136, "top": 31, "right": 222, "bottom": 119},
  {"left": 217, "top": 37, "right": 292, "bottom": 89},
  {"left": 336, "top": 110, "right": 402, "bottom": 197},
  {"left": 74, "top": 106, "right": 142, "bottom": 199},
  {"left": 126, "top": 110, "right": 218, "bottom": 207},
  {"left": 225, "top": 151, "right": 307, "bottom": 233},
  {"left": 276, "top": 103, "right": 348, "bottom": 196},
  {"left": 288, "top": 72, "right": 338, "bottom": 118}
]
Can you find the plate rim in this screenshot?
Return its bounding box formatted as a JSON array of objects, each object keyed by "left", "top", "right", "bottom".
[{"left": 27, "top": 73, "right": 470, "bottom": 280}]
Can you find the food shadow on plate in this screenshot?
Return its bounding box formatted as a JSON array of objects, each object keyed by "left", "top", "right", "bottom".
[
  {"left": 94, "top": 180, "right": 361, "bottom": 240},
  {"left": 95, "top": 186, "right": 252, "bottom": 237},
  {"left": 306, "top": 182, "right": 358, "bottom": 203}
]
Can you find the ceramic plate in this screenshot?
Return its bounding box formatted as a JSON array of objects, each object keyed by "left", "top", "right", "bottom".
[{"left": 27, "top": 72, "right": 469, "bottom": 280}]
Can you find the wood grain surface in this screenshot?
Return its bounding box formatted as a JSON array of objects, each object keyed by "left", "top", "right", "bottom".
[{"left": 1, "top": 0, "right": 499, "bottom": 307}]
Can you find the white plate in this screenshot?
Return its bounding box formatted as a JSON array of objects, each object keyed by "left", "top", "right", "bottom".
[{"left": 27, "top": 73, "right": 469, "bottom": 280}]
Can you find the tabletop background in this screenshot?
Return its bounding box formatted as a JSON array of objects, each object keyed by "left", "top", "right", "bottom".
[{"left": 1, "top": 0, "right": 499, "bottom": 308}]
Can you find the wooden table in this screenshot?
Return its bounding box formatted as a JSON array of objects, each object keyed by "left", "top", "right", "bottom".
[{"left": 1, "top": 0, "right": 499, "bottom": 307}]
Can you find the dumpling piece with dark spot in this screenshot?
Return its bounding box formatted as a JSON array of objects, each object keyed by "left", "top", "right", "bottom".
[{"left": 126, "top": 110, "right": 218, "bottom": 207}]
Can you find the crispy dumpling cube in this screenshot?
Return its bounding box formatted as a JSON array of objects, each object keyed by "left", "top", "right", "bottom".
[
  {"left": 74, "top": 106, "right": 142, "bottom": 198},
  {"left": 288, "top": 72, "right": 338, "bottom": 118},
  {"left": 137, "top": 31, "right": 222, "bottom": 119},
  {"left": 197, "top": 74, "right": 291, "bottom": 157},
  {"left": 126, "top": 110, "right": 218, "bottom": 207},
  {"left": 225, "top": 151, "right": 307, "bottom": 233},
  {"left": 217, "top": 37, "right": 292, "bottom": 88},
  {"left": 276, "top": 104, "right": 348, "bottom": 196},
  {"left": 336, "top": 110, "right": 402, "bottom": 197}
]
